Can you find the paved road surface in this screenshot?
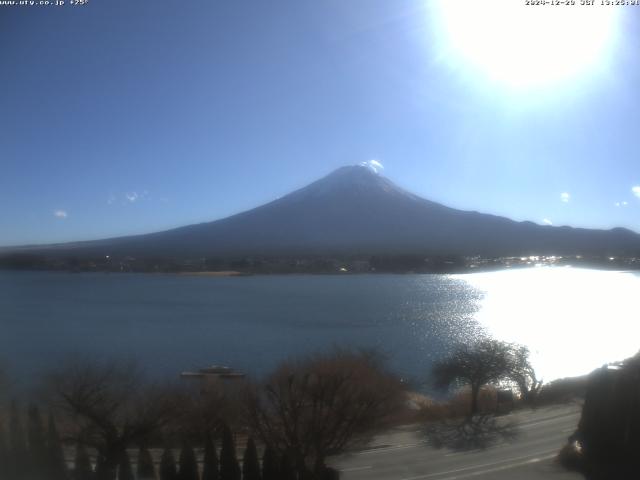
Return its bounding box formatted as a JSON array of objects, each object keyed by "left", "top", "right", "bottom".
[{"left": 331, "top": 403, "right": 584, "bottom": 480}]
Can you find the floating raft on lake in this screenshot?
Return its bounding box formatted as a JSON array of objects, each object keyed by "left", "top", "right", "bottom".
[{"left": 180, "top": 365, "right": 246, "bottom": 380}]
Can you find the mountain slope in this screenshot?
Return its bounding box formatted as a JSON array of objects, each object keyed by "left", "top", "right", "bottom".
[{"left": 7, "top": 165, "right": 640, "bottom": 258}]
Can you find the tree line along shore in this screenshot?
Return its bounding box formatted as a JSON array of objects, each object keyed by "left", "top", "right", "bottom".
[{"left": 2, "top": 252, "right": 639, "bottom": 274}]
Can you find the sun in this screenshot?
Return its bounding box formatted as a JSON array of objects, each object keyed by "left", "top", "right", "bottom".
[{"left": 432, "top": 0, "right": 619, "bottom": 88}]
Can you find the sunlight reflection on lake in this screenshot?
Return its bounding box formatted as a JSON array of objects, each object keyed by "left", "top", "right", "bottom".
[
  {"left": 1, "top": 269, "right": 638, "bottom": 385},
  {"left": 456, "top": 267, "right": 640, "bottom": 381}
]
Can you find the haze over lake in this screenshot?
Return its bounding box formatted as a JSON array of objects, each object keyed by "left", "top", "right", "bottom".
[{"left": 1, "top": 268, "right": 638, "bottom": 387}]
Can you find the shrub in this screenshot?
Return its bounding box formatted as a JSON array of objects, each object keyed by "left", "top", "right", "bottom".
[
  {"left": 160, "top": 448, "right": 178, "bottom": 480},
  {"left": 260, "top": 446, "right": 279, "bottom": 480},
  {"left": 73, "top": 443, "right": 94, "bottom": 480},
  {"left": 202, "top": 435, "right": 219, "bottom": 480},
  {"left": 47, "top": 413, "right": 68, "bottom": 480},
  {"left": 137, "top": 447, "right": 157, "bottom": 480},
  {"left": 219, "top": 425, "right": 240, "bottom": 480},
  {"left": 242, "top": 437, "right": 260, "bottom": 480},
  {"left": 178, "top": 444, "right": 199, "bottom": 480},
  {"left": 118, "top": 450, "right": 135, "bottom": 480}
]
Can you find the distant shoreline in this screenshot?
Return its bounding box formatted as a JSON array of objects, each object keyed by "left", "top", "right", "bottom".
[
  {"left": 1, "top": 264, "right": 639, "bottom": 277},
  {"left": 2, "top": 252, "right": 640, "bottom": 276},
  {"left": 176, "top": 270, "right": 247, "bottom": 277}
]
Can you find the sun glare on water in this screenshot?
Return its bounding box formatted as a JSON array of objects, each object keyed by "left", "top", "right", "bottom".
[
  {"left": 432, "top": 0, "right": 619, "bottom": 88},
  {"left": 457, "top": 268, "right": 640, "bottom": 382}
]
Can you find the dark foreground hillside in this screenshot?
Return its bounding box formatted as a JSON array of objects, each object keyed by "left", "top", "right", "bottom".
[{"left": 562, "top": 353, "right": 640, "bottom": 479}]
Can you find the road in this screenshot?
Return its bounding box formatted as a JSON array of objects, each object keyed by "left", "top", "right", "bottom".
[{"left": 331, "top": 403, "right": 584, "bottom": 480}]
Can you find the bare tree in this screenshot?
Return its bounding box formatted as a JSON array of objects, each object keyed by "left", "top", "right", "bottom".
[
  {"left": 506, "top": 345, "right": 542, "bottom": 404},
  {"left": 46, "top": 359, "right": 178, "bottom": 480},
  {"left": 246, "top": 349, "right": 405, "bottom": 479},
  {"left": 432, "top": 339, "right": 512, "bottom": 417},
  {"left": 170, "top": 378, "right": 246, "bottom": 441}
]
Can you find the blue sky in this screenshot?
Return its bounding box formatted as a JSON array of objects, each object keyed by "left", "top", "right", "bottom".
[{"left": 1, "top": 0, "right": 639, "bottom": 246}]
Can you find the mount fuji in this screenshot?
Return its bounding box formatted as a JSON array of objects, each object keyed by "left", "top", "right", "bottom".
[{"left": 5, "top": 165, "right": 640, "bottom": 258}]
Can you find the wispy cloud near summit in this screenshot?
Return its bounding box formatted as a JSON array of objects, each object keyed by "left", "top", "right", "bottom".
[
  {"left": 359, "top": 160, "right": 384, "bottom": 173},
  {"left": 108, "top": 191, "right": 150, "bottom": 205}
]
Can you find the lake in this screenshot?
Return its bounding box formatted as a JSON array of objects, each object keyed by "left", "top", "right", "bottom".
[{"left": 1, "top": 268, "right": 638, "bottom": 388}]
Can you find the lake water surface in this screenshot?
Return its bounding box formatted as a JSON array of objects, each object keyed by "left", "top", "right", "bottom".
[{"left": 1, "top": 268, "right": 638, "bottom": 387}]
